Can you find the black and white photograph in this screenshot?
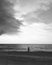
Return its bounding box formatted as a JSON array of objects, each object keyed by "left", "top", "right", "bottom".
[
  {"left": 0, "top": 0, "right": 52, "bottom": 65},
  {"left": 0, "top": 0, "right": 52, "bottom": 43},
  {"left": 0, "top": 44, "right": 52, "bottom": 65}
]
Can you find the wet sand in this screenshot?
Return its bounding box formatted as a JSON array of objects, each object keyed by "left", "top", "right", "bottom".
[{"left": 0, "top": 51, "right": 52, "bottom": 65}]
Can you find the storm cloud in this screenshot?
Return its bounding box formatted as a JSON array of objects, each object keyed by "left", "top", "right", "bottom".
[{"left": 0, "top": 0, "right": 22, "bottom": 35}]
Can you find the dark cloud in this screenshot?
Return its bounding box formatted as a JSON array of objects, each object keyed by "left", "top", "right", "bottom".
[
  {"left": 37, "top": 3, "right": 52, "bottom": 24},
  {"left": 0, "top": 0, "right": 22, "bottom": 35}
]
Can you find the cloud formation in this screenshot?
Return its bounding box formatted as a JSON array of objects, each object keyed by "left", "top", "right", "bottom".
[
  {"left": 18, "top": 0, "right": 52, "bottom": 31},
  {"left": 0, "top": 0, "right": 52, "bottom": 35},
  {"left": 0, "top": 0, "right": 22, "bottom": 35},
  {"left": 21, "top": 0, "right": 52, "bottom": 24}
]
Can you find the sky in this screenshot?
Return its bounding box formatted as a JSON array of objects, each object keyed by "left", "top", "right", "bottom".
[{"left": 0, "top": 0, "right": 52, "bottom": 43}]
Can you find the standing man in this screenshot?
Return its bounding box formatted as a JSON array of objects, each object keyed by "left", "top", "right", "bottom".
[{"left": 28, "top": 47, "right": 30, "bottom": 52}]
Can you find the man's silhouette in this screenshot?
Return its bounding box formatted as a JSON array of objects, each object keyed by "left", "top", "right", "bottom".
[{"left": 28, "top": 47, "right": 30, "bottom": 52}]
